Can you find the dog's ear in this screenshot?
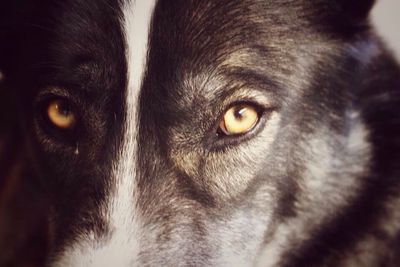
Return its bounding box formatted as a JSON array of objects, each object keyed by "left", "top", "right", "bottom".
[
  {"left": 336, "top": 0, "right": 376, "bottom": 21},
  {"left": 309, "top": 0, "right": 376, "bottom": 35}
]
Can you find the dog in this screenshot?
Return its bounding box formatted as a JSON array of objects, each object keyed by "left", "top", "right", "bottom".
[{"left": 0, "top": 0, "right": 399, "bottom": 266}]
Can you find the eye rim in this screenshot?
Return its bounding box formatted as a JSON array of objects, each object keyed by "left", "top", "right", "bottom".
[
  {"left": 217, "top": 101, "right": 264, "bottom": 137},
  {"left": 207, "top": 100, "right": 274, "bottom": 151},
  {"left": 36, "top": 95, "right": 80, "bottom": 144},
  {"left": 46, "top": 98, "right": 76, "bottom": 129},
  {"left": 217, "top": 103, "right": 260, "bottom": 137}
]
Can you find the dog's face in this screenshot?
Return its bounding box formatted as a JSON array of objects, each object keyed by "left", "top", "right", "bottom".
[{"left": 1, "top": 0, "right": 379, "bottom": 266}]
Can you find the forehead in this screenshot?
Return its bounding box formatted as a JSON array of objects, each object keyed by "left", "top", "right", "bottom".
[
  {"left": 36, "top": 0, "right": 313, "bottom": 92},
  {"left": 21, "top": 0, "right": 125, "bottom": 99},
  {"left": 147, "top": 1, "right": 309, "bottom": 71}
]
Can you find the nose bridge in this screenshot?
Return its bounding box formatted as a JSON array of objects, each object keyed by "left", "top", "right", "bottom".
[
  {"left": 53, "top": 1, "right": 158, "bottom": 266},
  {"left": 101, "top": 0, "right": 158, "bottom": 264},
  {"left": 109, "top": 0, "right": 157, "bottom": 230}
]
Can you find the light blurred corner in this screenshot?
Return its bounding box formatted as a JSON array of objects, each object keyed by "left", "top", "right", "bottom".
[{"left": 372, "top": 0, "right": 400, "bottom": 60}]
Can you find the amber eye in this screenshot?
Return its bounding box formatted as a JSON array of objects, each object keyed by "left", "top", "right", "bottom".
[
  {"left": 219, "top": 104, "right": 259, "bottom": 135},
  {"left": 46, "top": 99, "right": 76, "bottom": 129}
]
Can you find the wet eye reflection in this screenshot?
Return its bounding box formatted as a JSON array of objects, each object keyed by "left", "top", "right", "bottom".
[{"left": 47, "top": 99, "right": 76, "bottom": 129}]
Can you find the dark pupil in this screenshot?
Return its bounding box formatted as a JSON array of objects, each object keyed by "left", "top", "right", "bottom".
[
  {"left": 233, "top": 106, "right": 246, "bottom": 120},
  {"left": 57, "top": 101, "right": 71, "bottom": 116}
]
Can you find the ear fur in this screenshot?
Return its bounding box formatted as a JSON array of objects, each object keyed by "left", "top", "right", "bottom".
[
  {"left": 310, "top": 0, "right": 376, "bottom": 36},
  {"left": 338, "top": 0, "right": 376, "bottom": 21}
]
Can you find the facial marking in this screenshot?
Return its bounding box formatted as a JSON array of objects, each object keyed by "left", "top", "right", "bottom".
[{"left": 53, "top": 1, "right": 157, "bottom": 266}]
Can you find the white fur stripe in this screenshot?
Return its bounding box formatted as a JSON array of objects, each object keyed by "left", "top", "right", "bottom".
[
  {"left": 53, "top": 1, "right": 156, "bottom": 266},
  {"left": 104, "top": 0, "right": 157, "bottom": 262}
]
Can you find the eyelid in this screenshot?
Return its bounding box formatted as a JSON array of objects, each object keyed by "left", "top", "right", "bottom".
[
  {"left": 216, "top": 87, "right": 277, "bottom": 114},
  {"left": 36, "top": 87, "right": 81, "bottom": 118},
  {"left": 46, "top": 99, "right": 76, "bottom": 129},
  {"left": 36, "top": 87, "right": 72, "bottom": 101},
  {"left": 35, "top": 89, "right": 81, "bottom": 142},
  {"left": 215, "top": 89, "right": 276, "bottom": 127},
  {"left": 206, "top": 87, "right": 276, "bottom": 138},
  {"left": 218, "top": 103, "right": 261, "bottom": 136}
]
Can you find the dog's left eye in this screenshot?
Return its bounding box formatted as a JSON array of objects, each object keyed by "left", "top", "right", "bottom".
[
  {"left": 218, "top": 104, "right": 259, "bottom": 136},
  {"left": 46, "top": 99, "right": 76, "bottom": 130}
]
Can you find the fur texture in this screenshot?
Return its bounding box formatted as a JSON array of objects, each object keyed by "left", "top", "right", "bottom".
[{"left": 0, "top": 1, "right": 399, "bottom": 266}]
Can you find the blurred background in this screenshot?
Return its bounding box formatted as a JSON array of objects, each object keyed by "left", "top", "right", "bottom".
[{"left": 372, "top": 0, "right": 400, "bottom": 59}]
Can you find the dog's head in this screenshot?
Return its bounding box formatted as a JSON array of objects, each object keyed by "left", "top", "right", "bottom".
[{"left": 1, "top": 0, "right": 389, "bottom": 266}]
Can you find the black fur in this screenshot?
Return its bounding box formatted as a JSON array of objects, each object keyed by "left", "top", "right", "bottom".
[{"left": 0, "top": 0, "right": 399, "bottom": 266}]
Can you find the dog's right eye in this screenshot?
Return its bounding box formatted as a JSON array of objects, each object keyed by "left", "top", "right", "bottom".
[{"left": 46, "top": 99, "right": 76, "bottom": 129}]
